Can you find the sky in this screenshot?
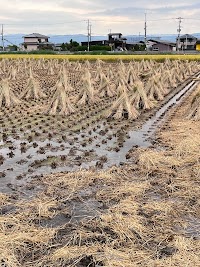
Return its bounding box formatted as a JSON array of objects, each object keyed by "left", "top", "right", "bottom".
[{"left": 0, "top": 0, "right": 200, "bottom": 37}]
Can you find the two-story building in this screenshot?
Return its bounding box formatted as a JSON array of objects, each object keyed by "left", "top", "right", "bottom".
[
  {"left": 108, "top": 33, "right": 127, "bottom": 50},
  {"left": 177, "top": 34, "right": 197, "bottom": 50},
  {"left": 22, "top": 33, "right": 53, "bottom": 51},
  {"left": 81, "top": 33, "right": 127, "bottom": 51}
]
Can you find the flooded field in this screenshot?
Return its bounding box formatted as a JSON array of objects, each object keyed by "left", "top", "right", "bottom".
[{"left": 0, "top": 59, "right": 199, "bottom": 192}]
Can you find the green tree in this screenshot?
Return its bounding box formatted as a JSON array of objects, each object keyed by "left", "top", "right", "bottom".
[
  {"left": 66, "top": 39, "right": 79, "bottom": 51},
  {"left": 61, "top": 43, "right": 67, "bottom": 51}
]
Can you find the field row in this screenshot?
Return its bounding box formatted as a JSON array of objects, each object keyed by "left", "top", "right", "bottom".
[{"left": 1, "top": 54, "right": 200, "bottom": 61}]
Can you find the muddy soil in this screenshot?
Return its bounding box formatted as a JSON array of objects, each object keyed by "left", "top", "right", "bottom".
[
  {"left": 0, "top": 85, "right": 199, "bottom": 266},
  {"left": 0, "top": 74, "right": 199, "bottom": 193}
]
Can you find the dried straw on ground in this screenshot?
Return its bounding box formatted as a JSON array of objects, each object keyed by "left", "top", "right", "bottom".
[
  {"left": 20, "top": 69, "right": 46, "bottom": 100},
  {"left": 21, "top": 77, "right": 46, "bottom": 100},
  {"left": 47, "top": 80, "right": 75, "bottom": 115},
  {"left": 187, "top": 84, "right": 200, "bottom": 120},
  {"left": 98, "top": 72, "right": 115, "bottom": 97},
  {"left": 108, "top": 87, "right": 139, "bottom": 119},
  {"left": 7, "top": 66, "right": 17, "bottom": 80},
  {"left": 0, "top": 58, "right": 200, "bottom": 266},
  {"left": 76, "top": 69, "right": 99, "bottom": 105},
  {"left": 145, "top": 73, "right": 167, "bottom": 101},
  {"left": 0, "top": 78, "right": 20, "bottom": 108},
  {"left": 130, "top": 78, "right": 154, "bottom": 110}
]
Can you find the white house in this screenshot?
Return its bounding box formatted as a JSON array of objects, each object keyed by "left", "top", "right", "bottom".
[
  {"left": 22, "top": 33, "right": 52, "bottom": 51},
  {"left": 176, "top": 34, "right": 197, "bottom": 50}
]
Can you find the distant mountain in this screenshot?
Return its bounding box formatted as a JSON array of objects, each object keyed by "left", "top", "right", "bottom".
[{"left": 2, "top": 33, "right": 199, "bottom": 47}]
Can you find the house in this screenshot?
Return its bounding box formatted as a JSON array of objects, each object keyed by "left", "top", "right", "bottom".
[
  {"left": 0, "top": 46, "right": 18, "bottom": 52},
  {"left": 126, "top": 41, "right": 145, "bottom": 51},
  {"left": 196, "top": 40, "right": 200, "bottom": 51},
  {"left": 108, "top": 33, "right": 127, "bottom": 50},
  {"left": 177, "top": 34, "right": 197, "bottom": 50},
  {"left": 81, "top": 40, "right": 109, "bottom": 46},
  {"left": 148, "top": 39, "right": 176, "bottom": 52},
  {"left": 81, "top": 40, "right": 108, "bottom": 47},
  {"left": 22, "top": 33, "right": 53, "bottom": 51},
  {"left": 54, "top": 43, "right": 63, "bottom": 51},
  {"left": 81, "top": 33, "right": 127, "bottom": 51}
]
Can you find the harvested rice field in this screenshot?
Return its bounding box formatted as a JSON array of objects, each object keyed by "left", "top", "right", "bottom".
[
  {"left": 0, "top": 58, "right": 200, "bottom": 266},
  {"left": 2, "top": 54, "right": 200, "bottom": 61}
]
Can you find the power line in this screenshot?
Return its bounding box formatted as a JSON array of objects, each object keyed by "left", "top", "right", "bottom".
[
  {"left": 2, "top": 16, "right": 200, "bottom": 28},
  {"left": 1, "top": 20, "right": 84, "bottom": 26},
  {"left": 3, "top": 16, "right": 200, "bottom": 44},
  {"left": 1, "top": 17, "right": 183, "bottom": 27},
  {"left": 91, "top": 18, "right": 172, "bottom": 23}
]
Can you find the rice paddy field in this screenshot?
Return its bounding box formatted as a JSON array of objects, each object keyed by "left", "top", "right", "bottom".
[
  {"left": 0, "top": 56, "right": 199, "bottom": 266},
  {"left": 1, "top": 54, "right": 200, "bottom": 61}
]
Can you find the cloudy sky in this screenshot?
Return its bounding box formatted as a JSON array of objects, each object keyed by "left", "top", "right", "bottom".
[{"left": 0, "top": 0, "right": 200, "bottom": 36}]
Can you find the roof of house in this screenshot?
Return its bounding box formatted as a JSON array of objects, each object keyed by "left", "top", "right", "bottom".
[
  {"left": 38, "top": 42, "right": 54, "bottom": 45},
  {"left": 108, "top": 33, "right": 122, "bottom": 36},
  {"left": 126, "top": 41, "right": 144, "bottom": 45},
  {"left": 22, "top": 41, "right": 53, "bottom": 46},
  {"left": 55, "top": 43, "right": 64, "bottom": 46},
  {"left": 148, "top": 39, "right": 176, "bottom": 46},
  {"left": 22, "top": 42, "right": 39, "bottom": 45},
  {"left": 179, "top": 34, "right": 197, "bottom": 39},
  {"left": 23, "top": 33, "right": 49, "bottom": 38}
]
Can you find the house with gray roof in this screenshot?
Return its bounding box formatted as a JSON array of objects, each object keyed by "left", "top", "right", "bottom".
[
  {"left": 22, "top": 33, "right": 53, "bottom": 51},
  {"left": 148, "top": 39, "right": 176, "bottom": 52},
  {"left": 177, "top": 34, "right": 197, "bottom": 50}
]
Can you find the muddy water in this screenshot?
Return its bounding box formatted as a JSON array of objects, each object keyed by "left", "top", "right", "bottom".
[
  {"left": 41, "top": 198, "right": 103, "bottom": 227},
  {"left": 0, "top": 77, "right": 199, "bottom": 193},
  {"left": 0, "top": 124, "right": 116, "bottom": 192},
  {"left": 104, "top": 77, "right": 199, "bottom": 166},
  {"left": 176, "top": 215, "right": 200, "bottom": 240}
]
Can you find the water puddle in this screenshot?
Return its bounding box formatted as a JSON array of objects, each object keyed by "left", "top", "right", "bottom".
[
  {"left": 103, "top": 76, "right": 200, "bottom": 166},
  {"left": 41, "top": 198, "right": 102, "bottom": 228},
  {"left": 176, "top": 216, "right": 200, "bottom": 240}
]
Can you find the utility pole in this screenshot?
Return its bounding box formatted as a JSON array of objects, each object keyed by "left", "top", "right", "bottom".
[
  {"left": 144, "top": 13, "right": 147, "bottom": 50},
  {"left": 176, "top": 17, "right": 183, "bottom": 51},
  {"left": 87, "top": 19, "right": 90, "bottom": 52},
  {"left": 1, "top": 24, "right": 5, "bottom": 51},
  {"left": 89, "top": 23, "right": 92, "bottom": 42}
]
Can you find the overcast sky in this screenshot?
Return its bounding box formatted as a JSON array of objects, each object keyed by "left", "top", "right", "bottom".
[{"left": 0, "top": 0, "right": 200, "bottom": 36}]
